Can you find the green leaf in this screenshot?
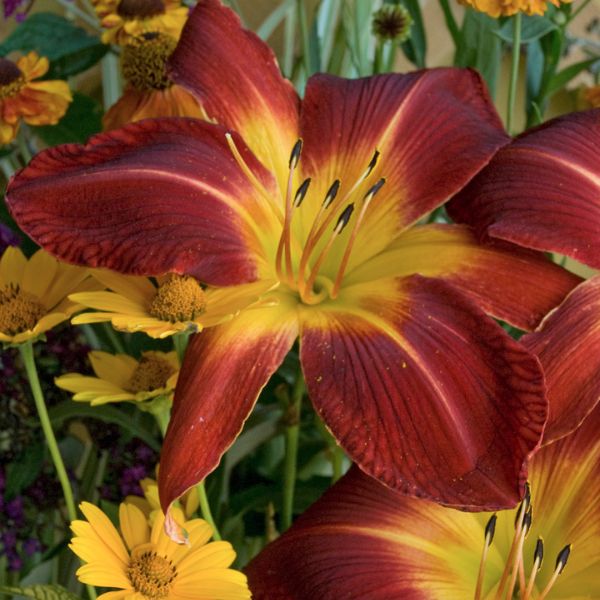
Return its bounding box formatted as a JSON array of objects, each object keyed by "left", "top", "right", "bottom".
[
  {"left": 4, "top": 442, "right": 45, "bottom": 499},
  {"left": 0, "top": 13, "right": 108, "bottom": 79},
  {"left": 0, "top": 584, "right": 80, "bottom": 600},
  {"left": 48, "top": 401, "right": 161, "bottom": 452},
  {"left": 547, "top": 57, "right": 600, "bottom": 96},
  {"left": 32, "top": 92, "right": 103, "bottom": 145},
  {"left": 496, "top": 15, "right": 557, "bottom": 43},
  {"left": 399, "top": 0, "right": 427, "bottom": 68},
  {"left": 455, "top": 8, "right": 501, "bottom": 97},
  {"left": 526, "top": 39, "right": 545, "bottom": 103}
]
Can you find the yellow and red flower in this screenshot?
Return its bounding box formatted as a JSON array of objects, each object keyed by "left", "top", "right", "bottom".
[
  {"left": 459, "top": 0, "right": 571, "bottom": 17},
  {"left": 0, "top": 51, "right": 71, "bottom": 145},
  {"left": 7, "top": 1, "right": 580, "bottom": 515},
  {"left": 246, "top": 401, "right": 600, "bottom": 599},
  {"left": 93, "top": 0, "right": 188, "bottom": 45},
  {"left": 103, "top": 32, "right": 205, "bottom": 131}
]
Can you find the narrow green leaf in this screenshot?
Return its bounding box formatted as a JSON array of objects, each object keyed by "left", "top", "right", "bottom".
[
  {"left": 4, "top": 442, "right": 45, "bottom": 499},
  {"left": 496, "top": 15, "right": 557, "bottom": 43},
  {"left": 32, "top": 92, "right": 103, "bottom": 146},
  {"left": 0, "top": 584, "right": 80, "bottom": 600},
  {"left": 400, "top": 0, "right": 427, "bottom": 68},
  {"left": 547, "top": 57, "right": 600, "bottom": 96},
  {"left": 0, "top": 13, "right": 108, "bottom": 78}
]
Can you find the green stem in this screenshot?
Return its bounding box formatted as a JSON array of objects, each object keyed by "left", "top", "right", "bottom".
[
  {"left": 438, "top": 0, "right": 460, "bottom": 47},
  {"left": 172, "top": 330, "right": 191, "bottom": 364},
  {"left": 19, "top": 341, "right": 77, "bottom": 522},
  {"left": 102, "top": 322, "right": 126, "bottom": 354},
  {"left": 16, "top": 129, "right": 32, "bottom": 164},
  {"left": 331, "top": 445, "right": 344, "bottom": 484},
  {"left": 568, "top": 0, "right": 592, "bottom": 22},
  {"left": 297, "top": 0, "right": 314, "bottom": 77},
  {"left": 282, "top": 374, "right": 305, "bottom": 531},
  {"left": 373, "top": 40, "right": 385, "bottom": 74},
  {"left": 506, "top": 13, "right": 522, "bottom": 135},
  {"left": 197, "top": 481, "right": 222, "bottom": 540}
]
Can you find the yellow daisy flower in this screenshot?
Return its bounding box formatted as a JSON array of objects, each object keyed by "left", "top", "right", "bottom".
[
  {"left": 103, "top": 32, "right": 206, "bottom": 131},
  {"left": 127, "top": 476, "right": 199, "bottom": 525},
  {"left": 55, "top": 350, "right": 179, "bottom": 406},
  {"left": 93, "top": 0, "right": 188, "bottom": 45},
  {"left": 0, "top": 51, "right": 72, "bottom": 145},
  {"left": 0, "top": 247, "right": 94, "bottom": 345},
  {"left": 70, "top": 501, "right": 251, "bottom": 600},
  {"left": 70, "top": 269, "right": 277, "bottom": 339},
  {"left": 459, "top": 0, "right": 571, "bottom": 17}
]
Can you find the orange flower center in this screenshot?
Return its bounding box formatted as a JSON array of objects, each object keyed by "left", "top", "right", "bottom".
[
  {"left": 127, "top": 353, "right": 176, "bottom": 393},
  {"left": 0, "top": 58, "right": 25, "bottom": 99},
  {"left": 128, "top": 549, "right": 177, "bottom": 599},
  {"left": 117, "top": 0, "right": 165, "bottom": 18},
  {"left": 0, "top": 284, "right": 46, "bottom": 336},
  {"left": 121, "top": 32, "right": 177, "bottom": 91},
  {"left": 149, "top": 274, "right": 207, "bottom": 323}
]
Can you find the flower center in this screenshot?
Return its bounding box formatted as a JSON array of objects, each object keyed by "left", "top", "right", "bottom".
[
  {"left": 117, "top": 0, "right": 165, "bottom": 18},
  {"left": 121, "top": 32, "right": 177, "bottom": 91},
  {"left": 149, "top": 274, "right": 207, "bottom": 323},
  {"left": 127, "top": 549, "right": 177, "bottom": 599},
  {"left": 127, "top": 352, "right": 176, "bottom": 393},
  {"left": 226, "top": 135, "right": 386, "bottom": 306},
  {"left": 372, "top": 5, "right": 412, "bottom": 42},
  {"left": 0, "top": 58, "right": 25, "bottom": 99},
  {"left": 0, "top": 284, "right": 46, "bottom": 336}
]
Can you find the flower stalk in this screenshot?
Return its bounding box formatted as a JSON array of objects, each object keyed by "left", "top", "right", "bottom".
[{"left": 506, "top": 12, "right": 522, "bottom": 135}]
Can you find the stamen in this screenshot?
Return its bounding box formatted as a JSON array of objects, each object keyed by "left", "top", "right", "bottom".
[
  {"left": 330, "top": 178, "right": 386, "bottom": 299},
  {"left": 275, "top": 139, "right": 303, "bottom": 286},
  {"left": 303, "top": 204, "right": 354, "bottom": 303},
  {"left": 537, "top": 544, "right": 571, "bottom": 600},
  {"left": 474, "top": 514, "right": 496, "bottom": 600},
  {"left": 523, "top": 538, "right": 544, "bottom": 600},
  {"left": 495, "top": 483, "right": 531, "bottom": 600},
  {"left": 506, "top": 507, "right": 532, "bottom": 600},
  {"left": 225, "top": 133, "right": 284, "bottom": 223},
  {"left": 294, "top": 178, "right": 312, "bottom": 208}
]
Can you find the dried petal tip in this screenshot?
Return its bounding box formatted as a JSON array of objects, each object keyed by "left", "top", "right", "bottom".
[
  {"left": 372, "top": 4, "right": 412, "bottom": 42},
  {"left": 555, "top": 544, "right": 571, "bottom": 574},
  {"left": 484, "top": 513, "right": 497, "bottom": 545}
]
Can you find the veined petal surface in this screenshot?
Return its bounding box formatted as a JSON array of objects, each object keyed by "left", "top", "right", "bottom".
[
  {"left": 247, "top": 394, "right": 600, "bottom": 600},
  {"left": 7, "top": 119, "right": 280, "bottom": 285},
  {"left": 345, "top": 224, "right": 580, "bottom": 331},
  {"left": 299, "top": 69, "right": 508, "bottom": 271},
  {"left": 159, "top": 298, "right": 298, "bottom": 512},
  {"left": 522, "top": 275, "right": 600, "bottom": 444},
  {"left": 448, "top": 109, "right": 600, "bottom": 267},
  {"left": 299, "top": 275, "right": 546, "bottom": 510},
  {"left": 169, "top": 0, "right": 300, "bottom": 191}
]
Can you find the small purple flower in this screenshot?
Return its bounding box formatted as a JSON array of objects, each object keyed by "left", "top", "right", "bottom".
[
  {"left": 1, "top": 531, "right": 17, "bottom": 550},
  {"left": 5, "top": 497, "right": 24, "bottom": 523},
  {"left": 22, "top": 538, "right": 42, "bottom": 556},
  {"left": 2, "top": 0, "right": 28, "bottom": 20},
  {"left": 7, "top": 552, "right": 23, "bottom": 571}
]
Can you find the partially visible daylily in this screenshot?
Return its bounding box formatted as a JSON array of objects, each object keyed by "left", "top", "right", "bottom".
[
  {"left": 449, "top": 109, "right": 600, "bottom": 445},
  {"left": 246, "top": 401, "right": 600, "bottom": 599},
  {"left": 7, "top": 0, "right": 580, "bottom": 516}
]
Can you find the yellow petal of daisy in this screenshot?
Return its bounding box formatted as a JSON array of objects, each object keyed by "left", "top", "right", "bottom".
[
  {"left": 176, "top": 541, "right": 236, "bottom": 572},
  {"left": 76, "top": 563, "right": 132, "bottom": 589},
  {"left": 21, "top": 249, "right": 58, "bottom": 299},
  {"left": 0, "top": 246, "right": 26, "bottom": 286},
  {"left": 56, "top": 374, "right": 129, "bottom": 395},
  {"left": 89, "top": 350, "right": 138, "bottom": 388},
  {"left": 70, "top": 291, "right": 148, "bottom": 315},
  {"left": 79, "top": 502, "right": 130, "bottom": 563},
  {"left": 174, "top": 571, "right": 251, "bottom": 599},
  {"left": 92, "top": 270, "right": 156, "bottom": 306},
  {"left": 97, "top": 592, "right": 130, "bottom": 600},
  {"left": 120, "top": 503, "right": 151, "bottom": 551}
]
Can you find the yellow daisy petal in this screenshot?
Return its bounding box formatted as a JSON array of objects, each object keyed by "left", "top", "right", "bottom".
[
  {"left": 76, "top": 563, "right": 132, "bottom": 589},
  {"left": 176, "top": 541, "right": 236, "bottom": 572},
  {"left": 20, "top": 249, "right": 58, "bottom": 299},
  {"left": 79, "top": 502, "right": 130, "bottom": 563},
  {"left": 0, "top": 246, "right": 27, "bottom": 286},
  {"left": 89, "top": 350, "right": 138, "bottom": 387},
  {"left": 70, "top": 291, "right": 148, "bottom": 315},
  {"left": 174, "top": 570, "right": 251, "bottom": 599},
  {"left": 120, "top": 502, "right": 151, "bottom": 551},
  {"left": 92, "top": 270, "right": 155, "bottom": 307},
  {"left": 55, "top": 374, "right": 127, "bottom": 395}
]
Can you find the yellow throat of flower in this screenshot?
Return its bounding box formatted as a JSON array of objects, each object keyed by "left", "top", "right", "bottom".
[
  {"left": 121, "top": 32, "right": 177, "bottom": 91},
  {"left": 128, "top": 547, "right": 177, "bottom": 599},
  {"left": 0, "top": 58, "right": 25, "bottom": 100},
  {"left": 226, "top": 135, "right": 386, "bottom": 306},
  {"left": 0, "top": 283, "right": 45, "bottom": 336},
  {"left": 149, "top": 274, "right": 207, "bottom": 323},
  {"left": 127, "top": 352, "right": 176, "bottom": 393}
]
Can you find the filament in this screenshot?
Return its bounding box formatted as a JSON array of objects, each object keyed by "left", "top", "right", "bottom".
[{"left": 474, "top": 514, "right": 497, "bottom": 600}]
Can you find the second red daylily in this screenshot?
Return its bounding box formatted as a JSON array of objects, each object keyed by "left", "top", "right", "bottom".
[{"left": 7, "top": 0, "right": 579, "bottom": 515}]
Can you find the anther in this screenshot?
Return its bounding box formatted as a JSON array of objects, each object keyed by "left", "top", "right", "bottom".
[
  {"left": 523, "top": 538, "right": 544, "bottom": 600},
  {"left": 365, "top": 150, "right": 380, "bottom": 177},
  {"left": 474, "top": 514, "right": 497, "bottom": 600},
  {"left": 538, "top": 544, "right": 571, "bottom": 600},
  {"left": 335, "top": 204, "right": 355, "bottom": 233},
  {"left": 289, "top": 139, "right": 303, "bottom": 169},
  {"left": 293, "top": 178, "right": 312, "bottom": 208},
  {"left": 365, "top": 177, "right": 386, "bottom": 199},
  {"left": 323, "top": 179, "right": 341, "bottom": 208}
]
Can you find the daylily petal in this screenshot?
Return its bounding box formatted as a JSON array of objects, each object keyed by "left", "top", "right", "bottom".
[
  {"left": 169, "top": 0, "right": 300, "bottom": 191},
  {"left": 522, "top": 276, "right": 600, "bottom": 444},
  {"left": 345, "top": 224, "right": 581, "bottom": 331},
  {"left": 7, "top": 119, "right": 280, "bottom": 285},
  {"left": 299, "top": 69, "right": 508, "bottom": 271},
  {"left": 299, "top": 275, "right": 546, "bottom": 510},
  {"left": 158, "top": 298, "right": 298, "bottom": 511},
  {"left": 448, "top": 109, "right": 600, "bottom": 267}
]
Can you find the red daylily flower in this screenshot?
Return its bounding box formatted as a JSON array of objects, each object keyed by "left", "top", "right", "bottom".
[
  {"left": 246, "top": 401, "right": 600, "bottom": 600},
  {"left": 6, "top": 0, "right": 579, "bottom": 514},
  {"left": 448, "top": 109, "right": 600, "bottom": 444}
]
